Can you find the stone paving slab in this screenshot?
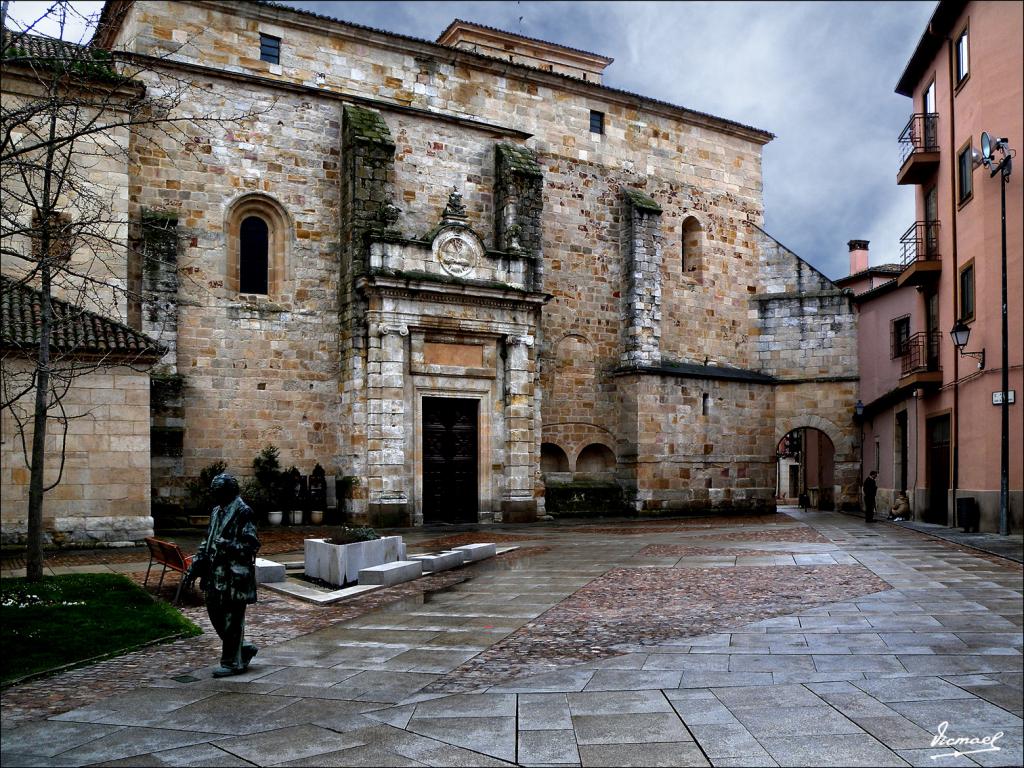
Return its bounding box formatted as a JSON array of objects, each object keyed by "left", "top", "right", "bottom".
[{"left": 3, "top": 509, "right": 1022, "bottom": 766}]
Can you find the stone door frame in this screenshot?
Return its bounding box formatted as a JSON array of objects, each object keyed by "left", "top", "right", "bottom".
[{"left": 411, "top": 379, "right": 494, "bottom": 526}]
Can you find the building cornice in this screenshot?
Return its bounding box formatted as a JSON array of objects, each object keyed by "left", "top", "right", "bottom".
[
  {"left": 355, "top": 272, "right": 551, "bottom": 311},
  {"left": 98, "top": 0, "right": 773, "bottom": 145}
]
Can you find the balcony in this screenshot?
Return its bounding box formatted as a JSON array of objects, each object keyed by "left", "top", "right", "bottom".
[
  {"left": 897, "top": 220, "right": 942, "bottom": 288},
  {"left": 899, "top": 331, "right": 942, "bottom": 389},
  {"left": 897, "top": 113, "right": 940, "bottom": 185}
]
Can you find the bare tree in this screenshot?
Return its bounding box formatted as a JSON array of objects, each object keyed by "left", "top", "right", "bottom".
[{"left": 1, "top": 2, "right": 263, "bottom": 580}]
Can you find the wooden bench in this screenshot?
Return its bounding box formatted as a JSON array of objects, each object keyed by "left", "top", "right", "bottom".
[{"left": 144, "top": 537, "right": 195, "bottom": 604}]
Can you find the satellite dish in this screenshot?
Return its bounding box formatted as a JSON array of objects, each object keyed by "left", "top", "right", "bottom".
[{"left": 981, "top": 131, "right": 993, "bottom": 160}]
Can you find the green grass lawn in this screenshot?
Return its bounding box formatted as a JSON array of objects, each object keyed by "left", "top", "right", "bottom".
[{"left": 1, "top": 573, "right": 202, "bottom": 686}]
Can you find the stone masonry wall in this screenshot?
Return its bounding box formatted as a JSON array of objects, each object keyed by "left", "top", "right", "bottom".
[
  {"left": 1, "top": 360, "right": 154, "bottom": 546},
  {"left": 112, "top": 1, "right": 785, "bottom": 517},
  {"left": 754, "top": 227, "right": 861, "bottom": 509},
  {"left": 617, "top": 373, "right": 777, "bottom": 513},
  {"left": 128, "top": 72, "right": 343, "bottom": 481},
  {"left": 754, "top": 227, "right": 857, "bottom": 380}
]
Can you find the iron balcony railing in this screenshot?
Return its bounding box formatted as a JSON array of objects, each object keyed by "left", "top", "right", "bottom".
[
  {"left": 900, "top": 220, "right": 940, "bottom": 267},
  {"left": 898, "top": 112, "right": 939, "bottom": 166},
  {"left": 900, "top": 331, "right": 940, "bottom": 376}
]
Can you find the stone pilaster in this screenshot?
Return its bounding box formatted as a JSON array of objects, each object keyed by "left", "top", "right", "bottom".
[
  {"left": 140, "top": 210, "right": 179, "bottom": 372},
  {"left": 364, "top": 322, "right": 411, "bottom": 526},
  {"left": 502, "top": 333, "right": 537, "bottom": 522},
  {"left": 621, "top": 189, "right": 663, "bottom": 368},
  {"left": 495, "top": 143, "right": 544, "bottom": 290},
  {"left": 339, "top": 106, "right": 397, "bottom": 520}
]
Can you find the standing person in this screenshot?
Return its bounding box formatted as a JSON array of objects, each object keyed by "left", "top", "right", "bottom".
[
  {"left": 863, "top": 471, "right": 878, "bottom": 523},
  {"left": 183, "top": 473, "right": 260, "bottom": 677}
]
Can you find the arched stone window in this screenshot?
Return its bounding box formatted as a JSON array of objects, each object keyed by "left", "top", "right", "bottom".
[
  {"left": 575, "top": 443, "right": 616, "bottom": 480},
  {"left": 225, "top": 194, "right": 290, "bottom": 296},
  {"left": 681, "top": 216, "right": 703, "bottom": 276}
]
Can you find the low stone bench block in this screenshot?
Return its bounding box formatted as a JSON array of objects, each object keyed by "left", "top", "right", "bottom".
[
  {"left": 409, "top": 550, "right": 464, "bottom": 573},
  {"left": 358, "top": 560, "right": 423, "bottom": 587},
  {"left": 453, "top": 543, "right": 496, "bottom": 562},
  {"left": 255, "top": 557, "right": 286, "bottom": 584}
]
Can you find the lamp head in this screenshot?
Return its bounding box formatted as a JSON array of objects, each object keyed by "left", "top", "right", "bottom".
[
  {"left": 981, "top": 131, "right": 993, "bottom": 161},
  {"left": 855, "top": 399, "right": 864, "bottom": 418},
  {"left": 950, "top": 319, "right": 971, "bottom": 349}
]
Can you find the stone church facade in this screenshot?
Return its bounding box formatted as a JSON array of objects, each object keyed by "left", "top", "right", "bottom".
[{"left": 87, "top": 0, "right": 858, "bottom": 530}]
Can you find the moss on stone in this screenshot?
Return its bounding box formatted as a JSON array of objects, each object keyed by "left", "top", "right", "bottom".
[{"left": 623, "top": 188, "right": 663, "bottom": 213}]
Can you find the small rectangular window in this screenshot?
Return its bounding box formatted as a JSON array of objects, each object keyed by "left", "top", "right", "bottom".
[
  {"left": 589, "top": 110, "right": 604, "bottom": 135},
  {"left": 955, "top": 25, "right": 969, "bottom": 85},
  {"left": 259, "top": 33, "right": 281, "bottom": 65},
  {"left": 957, "top": 143, "right": 973, "bottom": 204},
  {"left": 959, "top": 262, "right": 975, "bottom": 321},
  {"left": 891, "top": 316, "right": 911, "bottom": 358}
]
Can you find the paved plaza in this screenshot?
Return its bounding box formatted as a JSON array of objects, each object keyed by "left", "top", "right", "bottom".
[{"left": 2, "top": 509, "right": 1022, "bottom": 767}]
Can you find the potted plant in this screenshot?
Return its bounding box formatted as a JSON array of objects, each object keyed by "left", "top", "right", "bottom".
[
  {"left": 304, "top": 525, "right": 406, "bottom": 587},
  {"left": 249, "top": 445, "right": 284, "bottom": 525},
  {"left": 308, "top": 464, "right": 327, "bottom": 524},
  {"left": 286, "top": 466, "right": 305, "bottom": 525}
]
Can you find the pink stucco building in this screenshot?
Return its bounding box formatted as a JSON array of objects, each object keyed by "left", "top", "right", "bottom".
[{"left": 849, "top": 0, "right": 1022, "bottom": 533}]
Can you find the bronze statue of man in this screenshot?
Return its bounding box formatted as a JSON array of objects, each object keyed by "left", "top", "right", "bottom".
[{"left": 183, "top": 473, "right": 260, "bottom": 677}]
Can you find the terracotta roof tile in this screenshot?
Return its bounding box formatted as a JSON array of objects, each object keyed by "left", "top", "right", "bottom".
[{"left": 0, "top": 275, "right": 164, "bottom": 359}]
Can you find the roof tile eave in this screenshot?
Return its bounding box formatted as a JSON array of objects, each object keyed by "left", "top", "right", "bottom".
[{"left": 0, "top": 275, "right": 165, "bottom": 359}]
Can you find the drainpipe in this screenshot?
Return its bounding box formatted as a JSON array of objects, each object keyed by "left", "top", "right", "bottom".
[{"left": 946, "top": 35, "right": 960, "bottom": 528}]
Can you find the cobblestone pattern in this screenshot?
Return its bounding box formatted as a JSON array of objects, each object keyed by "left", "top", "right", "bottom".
[
  {"left": 677, "top": 527, "right": 832, "bottom": 544},
  {"left": 424, "top": 564, "right": 891, "bottom": 693},
  {"left": 638, "top": 544, "right": 822, "bottom": 558}
]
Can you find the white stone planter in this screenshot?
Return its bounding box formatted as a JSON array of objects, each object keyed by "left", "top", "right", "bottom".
[
  {"left": 266, "top": 510, "right": 283, "bottom": 526},
  {"left": 304, "top": 535, "right": 404, "bottom": 586}
]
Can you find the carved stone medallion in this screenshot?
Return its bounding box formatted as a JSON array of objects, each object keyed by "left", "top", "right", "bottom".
[{"left": 433, "top": 228, "right": 481, "bottom": 278}]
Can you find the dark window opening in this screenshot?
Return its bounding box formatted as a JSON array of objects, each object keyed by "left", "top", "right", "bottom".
[
  {"left": 959, "top": 263, "right": 975, "bottom": 321},
  {"left": 891, "top": 315, "right": 911, "bottom": 358},
  {"left": 589, "top": 110, "right": 604, "bottom": 135},
  {"left": 259, "top": 33, "right": 281, "bottom": 65},
  {"left": 239, "top": 215, "right": 269, "bottom": 294},
  {"left": 957, "top": 144, "right": 973, "bottom": 203}
]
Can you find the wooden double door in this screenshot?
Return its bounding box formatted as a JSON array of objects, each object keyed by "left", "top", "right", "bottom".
[{"left": 422, "top": 397, "right": 478, "bottom": 524}]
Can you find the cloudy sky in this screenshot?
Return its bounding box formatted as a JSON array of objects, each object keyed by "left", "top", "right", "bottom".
[{"left": 6, "top": 0, "right": 937, "bottom": 279}]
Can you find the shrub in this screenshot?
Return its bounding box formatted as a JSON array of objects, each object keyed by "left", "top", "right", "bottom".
[
  {"left": 327, "top": 525, "right": 379, "bottom": 545},
  {"left": 184, "top": 460, "right": 227, "bottom": 514}
]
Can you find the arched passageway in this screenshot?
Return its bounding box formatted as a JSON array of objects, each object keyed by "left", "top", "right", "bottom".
[{"left": 776, "top": 427, "right": 836, "bottom": 510}]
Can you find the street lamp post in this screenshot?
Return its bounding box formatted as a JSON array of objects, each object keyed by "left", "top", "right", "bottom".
[{"left": 974, "top": 133, "right": 1014, "bottom": 536}]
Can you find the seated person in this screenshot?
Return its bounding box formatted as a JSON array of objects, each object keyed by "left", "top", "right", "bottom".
[{"left": 889, "top": 493, "right": 910, "bottom": 521}]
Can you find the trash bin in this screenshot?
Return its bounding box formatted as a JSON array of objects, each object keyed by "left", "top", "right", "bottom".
[{"left": 956, "top": 497, "right": 979, "bottom": 533}]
